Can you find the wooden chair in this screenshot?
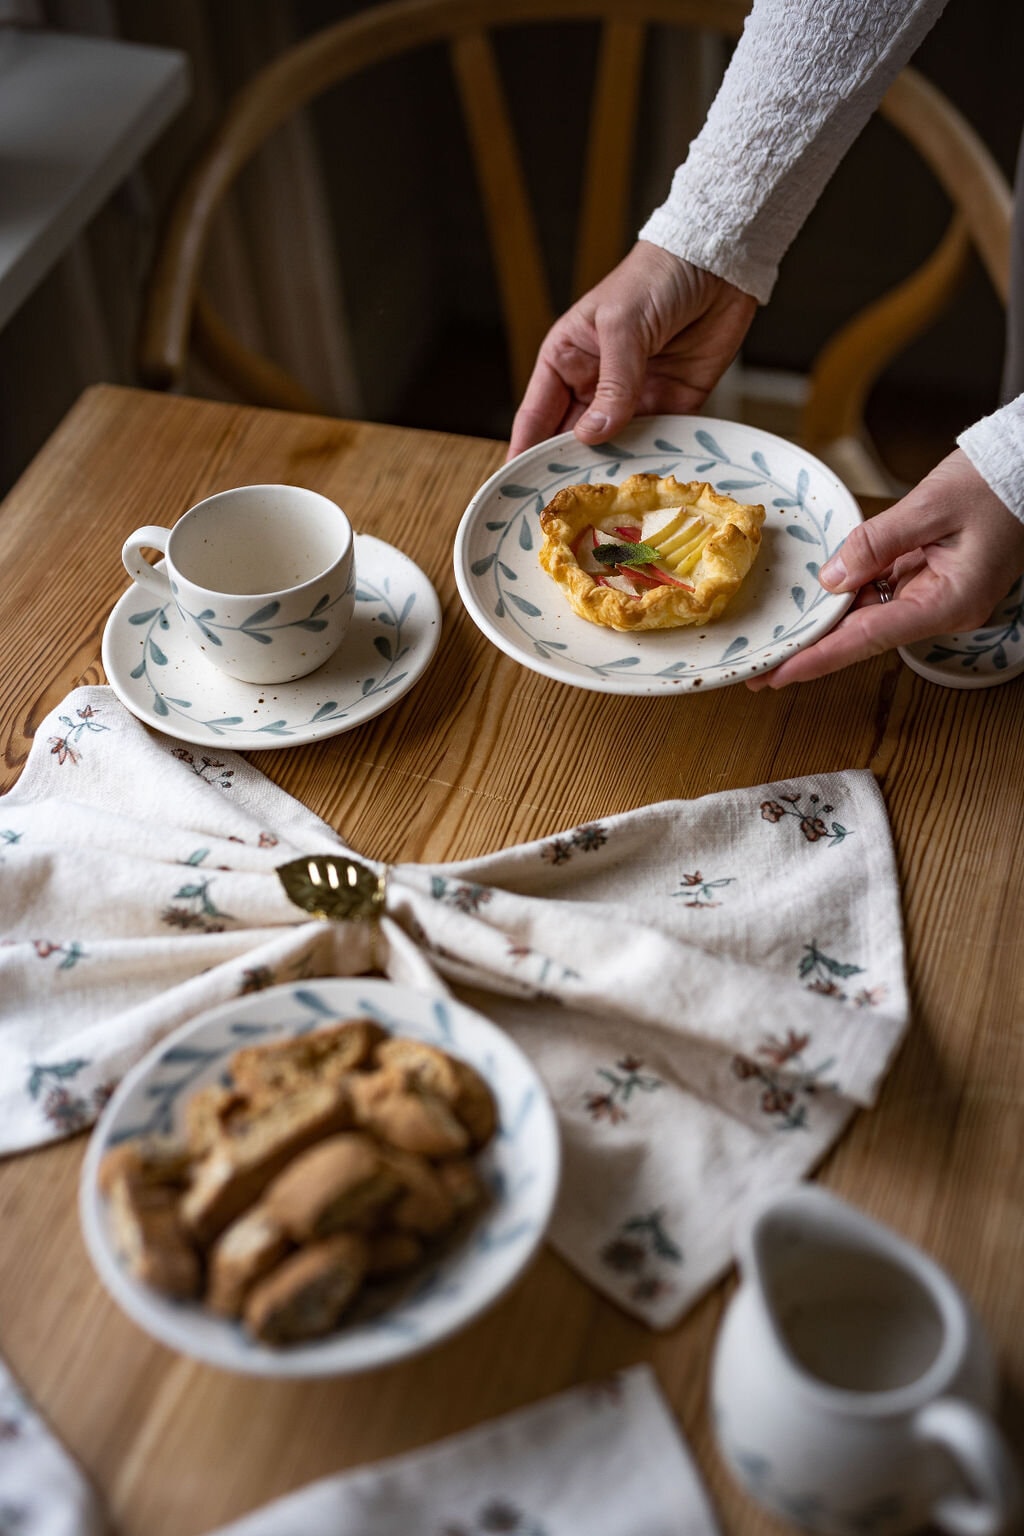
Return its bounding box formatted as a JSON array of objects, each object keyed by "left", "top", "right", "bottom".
[{"left": 137, "top": 0, "right": 1012, "bottom": 493}]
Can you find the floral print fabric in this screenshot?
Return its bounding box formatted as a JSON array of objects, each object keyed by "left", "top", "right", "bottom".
[{"left": 0, "top": 687, "right": 907, "bottom": 1329}]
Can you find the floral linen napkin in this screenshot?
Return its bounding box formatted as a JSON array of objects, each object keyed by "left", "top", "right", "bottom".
[
  {"left": 205, "top": 1365, "right": 716, "bottom": 1536},
  {"left": 0, "top": 686, "right": 909, "bottom": 1327},
  {"left": 0, "top": 1362, "right": 715, "bottom": 1536}
]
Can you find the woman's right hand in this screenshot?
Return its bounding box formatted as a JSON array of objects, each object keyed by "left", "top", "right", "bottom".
[{"left": 507, "top": 241, "right": 757, "bottom": 459}]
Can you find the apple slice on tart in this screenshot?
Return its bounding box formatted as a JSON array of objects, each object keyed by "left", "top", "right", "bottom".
[{"left": 539, "top": 473, "right": 765, "bottom": 632}]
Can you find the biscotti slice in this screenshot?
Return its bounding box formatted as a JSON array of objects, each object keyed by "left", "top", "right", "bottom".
[
  {"left": 263, "top": 1133, "right": 400, "bottom": 1241},
  {"left": 348, "top": 1069, "right": 469, "bottom": 1158},
  {"left": 377, "top": 1147, "right": 457, "bottom": 1237},
  {"left": 183, "top": 1084, "right": 248, "bottom": 1157},
  {"left": 107, "top": 1173, "right": 201, "bottom": 1300},
  {"left": 243, "top": 1233, "right": 369, "bottom": 1345},
  {"left": 436, "top": 1157, "right": 490, "bottom": 1218},
  {"left": 364, "top": 1231, "right": 424, "bottom": 1279},
  {"left": 229, "top": 1019, "right": 386, "bottom": 1100},
  {"left": 97, "top": 1135, "right": 192, "bottom": 1196},
  {"left": 180, "top": 1080, "right": 352, "bottom": 1245},
  {"left": 206, "top": 1205, "right": 292, "bottom": 1317},
  {"left": 374, "top": 1040, "right": 498, "bottom": 1148}
]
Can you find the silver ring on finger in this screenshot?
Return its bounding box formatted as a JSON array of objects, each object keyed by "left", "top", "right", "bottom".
[{"left": 874, "top": 578, "right": 894, "bottom": 604}]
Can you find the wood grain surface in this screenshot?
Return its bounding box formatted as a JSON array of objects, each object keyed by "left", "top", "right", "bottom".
[{"left": 0, "top": 386, "right": 1021, "bottom": 1535}]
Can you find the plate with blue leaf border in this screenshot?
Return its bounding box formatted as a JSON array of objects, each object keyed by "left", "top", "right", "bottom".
[
  {"left": 79, "top": 977, "right": 560, "bottom": 1377},
  {"left": 898, "top": 575, "right": 1024, "bottom": 688},
  {"left": 102, "top": 535, "right": 441, "bottom": 748},
  {"left": 453, "top": 415, "right": 862, "bottom": 694}
]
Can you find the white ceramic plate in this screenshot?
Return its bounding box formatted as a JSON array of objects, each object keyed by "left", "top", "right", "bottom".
[
  {"left": 102, "top": 535, "right": 441, "bottom": 748},
  {"left": 79, "top": 978, "right": 560, "bottom": 1377},
  {"left": 899, "top": 576, "right": 1024, "bottom": 689},
  {"left": 454, "top": 416, "right": 862, "bottom": 694}
]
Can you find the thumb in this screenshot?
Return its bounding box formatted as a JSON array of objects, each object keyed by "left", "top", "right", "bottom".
[
  {"left": 819, "top": 497, "right": 936, "bottom": 592},
  {"left": 574, "top": 309, "right": 647, "bottom": 442}
]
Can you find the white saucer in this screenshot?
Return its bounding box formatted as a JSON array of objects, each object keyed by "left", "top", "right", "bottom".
[
  {"left": 898, "top": 577, "right": 1024, "bottom": 689},
  {"left": 102, "top": 534, "right": 441, "bottom": 748}
]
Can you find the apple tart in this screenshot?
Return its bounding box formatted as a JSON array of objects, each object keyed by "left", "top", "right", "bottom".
[{"left": 538, "top": 473, "right": 765, "bottom": 631}]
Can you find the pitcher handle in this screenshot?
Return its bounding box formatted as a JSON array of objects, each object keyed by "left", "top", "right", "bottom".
[
  {"left": 915, "top": 1397, "right": 1022, "bottom": 1536},
  {"left": 123, "top": 526, "right": 173, "bottom": 598}
]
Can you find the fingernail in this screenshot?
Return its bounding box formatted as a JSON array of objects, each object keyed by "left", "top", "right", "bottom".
[
  {"left": 820, "top": 554, "right": 847, "bottom": 590},
  {"left": 578, "top": 411, "right": 609, "bottom": 436}
]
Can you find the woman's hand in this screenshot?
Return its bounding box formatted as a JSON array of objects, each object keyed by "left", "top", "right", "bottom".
[
  {"left": 507, "top": 241, "right": 757, "bottom": 460},
  {"left": 746, "top": 450, "right": 1024, "bottom": 689}
]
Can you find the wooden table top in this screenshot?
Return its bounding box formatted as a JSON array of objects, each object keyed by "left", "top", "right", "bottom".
[{"left": 0, "top": 384, "right": 1021, "bottom": 1535}]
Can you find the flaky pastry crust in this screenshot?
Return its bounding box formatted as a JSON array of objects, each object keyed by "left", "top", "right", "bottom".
[{"left": 538, "top": 473, "right": 765, "bottom": 631}]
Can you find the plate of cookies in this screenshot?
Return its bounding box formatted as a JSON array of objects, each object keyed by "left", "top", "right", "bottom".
[
  {"left": 454, "top": 415, "right": 862, "bottom": 694},
  {"left": 79, "top": 979, "right": 559, "bottom": 1376}
]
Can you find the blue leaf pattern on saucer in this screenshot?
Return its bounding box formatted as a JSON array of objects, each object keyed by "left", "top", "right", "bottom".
[{"left": 105, "top": 535, "right": 441, "bottom": 748}]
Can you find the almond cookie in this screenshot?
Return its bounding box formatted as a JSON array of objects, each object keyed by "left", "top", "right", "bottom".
[
  {"left": 229, "top": 1018, "right": 386, "bottom": 1100},
  {"left": 181, "top": 1079, "right": 352, "bottom": 1245},
  {"left": 264, "top": 1133, "right": 400, "bottom": 1240},
  {"left": 374, "top": 1039, "right": 497, "bottom": 1148},
  {"left": 206, "top": 1205, "right": 292, "bottom": 1317},
  {"left": 348, "top": 1069, "right": 469, "bottom": 1158},
  {"left": 107, "top": 1172, "right": 201, "bottom": 1300},
  {"left": 538, "top": 473, "right": 764, "bottom": 631},
  {"left": 244, "top": 1232, "right": 369, "bottom": 1345}
]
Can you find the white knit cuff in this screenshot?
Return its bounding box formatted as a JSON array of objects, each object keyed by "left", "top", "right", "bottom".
[{"left": 957, "top": 395, "right": 1024, "bottom": 525}]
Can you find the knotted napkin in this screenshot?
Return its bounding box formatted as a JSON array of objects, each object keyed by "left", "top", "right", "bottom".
[
  {"left": 0, "top": 1359, "right": 715, "bottom": 1536},
  {"left": 0, "top": 686, "right": 908, "bottom": 1327}
]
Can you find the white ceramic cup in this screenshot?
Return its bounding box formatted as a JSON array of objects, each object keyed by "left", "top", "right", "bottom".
[{"left": 121, "top": 484, "right": 356, "bottom": 685}]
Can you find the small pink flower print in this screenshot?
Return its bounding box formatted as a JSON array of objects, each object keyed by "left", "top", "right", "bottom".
[
  {"left": 570, "top": 822, "right": 608, "bottom": 852},
  {"left": 617, "top": 1054, "right": 644, "bottom": 1073},
  {"left": 541, "top": 838, "right": 573, "bottom": 865},
  {"left": 761, "top": 1085, "right": 795, "bottom": 1115},
  {"left": 584, "top": 1092, "right": 626, "bottom": 1125},
  {"left": 854, "top": 986, "right": 887, "bottom": 1007},
  {"left": 631, "top": 1275, "right": 671, "bottom": 1302},
  {"left": 258, "top": 832, "right": 278, "bottom": 848},
  {"left": 33, "top": 940, "right": 59, "bottom": 958},
  {"left": 48, "top": 735, "right": 79, "bottom": 766},
  {"left": 758, "top": 1030, "right": 810, "bottom": 1067},
  {"left": 800, "top": 815, "right": 828, "bottom": 842},
  {"left": 679, "top": 871, "right": 704, "bottom": 886},
  {"left": 42, "top": 1086, "right": 92, "bottom": 1134},
  {"left": 600, "top": 1238, "right": 647, "bottom": 1273},
  {"left": 761, "top": 791, "right": 849, "bottom": 845},
  {"left": 808, "top": 977, "right": 843, "bottom": 998}
]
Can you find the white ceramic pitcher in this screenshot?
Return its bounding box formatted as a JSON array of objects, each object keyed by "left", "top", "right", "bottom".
[{"left": 711, "top": 1185, "right": 1021, "bottom": 1535}]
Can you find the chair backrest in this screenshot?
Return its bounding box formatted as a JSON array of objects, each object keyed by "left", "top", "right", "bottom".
[
  {"left": 138, "top": 0, "right": 1012, "bottom": 489},
  {"left": 138, "top": 0, "right": 748, "bottom": 412}
]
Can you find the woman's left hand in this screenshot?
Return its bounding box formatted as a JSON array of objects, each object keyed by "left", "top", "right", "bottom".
[{"left": 746, "top": 450, "right": 1024, "bottom": 689}]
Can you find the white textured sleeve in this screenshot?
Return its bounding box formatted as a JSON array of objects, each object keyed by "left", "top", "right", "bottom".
[
  {"left": 958, "top": 396, "right": 1024, "bottom": 525},
  {"left": 639, "top": 0, "right": 952, "bottom": 302}
]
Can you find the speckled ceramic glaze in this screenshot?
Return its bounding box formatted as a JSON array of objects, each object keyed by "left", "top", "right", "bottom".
[
  {"left": 104, "top": 533, "right": 441, "bottom": 748},
  {"left": 899, "top": 576, "right": 1024, "bottom": 689},
  {"left": 454, "top": 416, "right": 862, "bottom": 695},
  {"left": 79, "top": 978, "right": 560, "bottom": 1378},
  {"left": 711, "top": 1186, "right": 1020, "bottom": 1535},
  {"left": 121, "top": 484, "right": 356, "bottom": 684}
]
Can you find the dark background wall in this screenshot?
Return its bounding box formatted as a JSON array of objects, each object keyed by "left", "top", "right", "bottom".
[{"left": 0, "top": 0, "right": 1019, "bottom": 493}]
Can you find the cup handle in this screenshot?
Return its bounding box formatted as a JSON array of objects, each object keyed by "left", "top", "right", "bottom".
[
  {"left": 915, "top": 1396, "right": 1022, "bottom": 1536},
  {"left": 122, "top": 526, "right": 173, "bottom": 597}
]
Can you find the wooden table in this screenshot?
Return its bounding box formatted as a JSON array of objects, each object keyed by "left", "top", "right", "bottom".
[{"left": 0, "top": 384, "right": 1021, "bottom": 1534}]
